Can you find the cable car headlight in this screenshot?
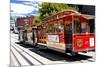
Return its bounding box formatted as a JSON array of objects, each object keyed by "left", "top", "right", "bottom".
[{"left": 77, "top": 39, "right": 83, "bottom": 48}]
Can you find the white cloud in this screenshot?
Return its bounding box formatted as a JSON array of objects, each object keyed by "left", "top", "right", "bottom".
[
  {"left": 15, "top": 14, "right": 26, "bottom": 17},
  {"left": 17, "top": 0, "right": 37, "bottom": 1},
  {"left": 28, "top": 13, "right": 40, "bottom": 16},
  {"left": 23, "top": 2, "right": 38, "bottom": 7},
  {"left": 10, "top": 0, "right": 42, "bottom": 17},
  {"left": 11, "top": 3, "right": 38, "bottom": 14},
  {"left": 11, "top": 10, "right": 26, "bottom": 17}
]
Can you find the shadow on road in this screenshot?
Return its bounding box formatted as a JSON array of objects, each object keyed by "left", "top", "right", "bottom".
[
  {"left": 16, "top": 42, "right": 34, "bottom": 48},
  {"left": 15, "top": 42, "right": 93, "bottom": 62}
]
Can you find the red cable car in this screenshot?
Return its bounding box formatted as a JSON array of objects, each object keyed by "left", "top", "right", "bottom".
[{"left": 36, "top": 10, "right": 95, "bottom": 55}]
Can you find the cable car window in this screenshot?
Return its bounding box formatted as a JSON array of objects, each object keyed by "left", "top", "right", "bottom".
[
  {"left": 58, "top": 20, "right": 64, "bottom": 32},
  {"left": 45, "top": 24, "right": 48, "bottom": 33},
  {"left": 89, "top": 19, "right": 95, "bottom": 33},
  {"left": 66, "top": 23, "right": 72, "bottom": 33},
  {"left": 48, "top": 24, "right": 53, "bottom": 33},
  {"left": 54, "top": 23, "right": 58, "bottom": 33},
  {"left": 74, "top": 19, "right": 81, "bottom": 33},
  {"left": 43, "top": 25, "right": 46, "bottom": 33},
  {"left": 81, "top": 23, "right": 87, "bottom": 33}
]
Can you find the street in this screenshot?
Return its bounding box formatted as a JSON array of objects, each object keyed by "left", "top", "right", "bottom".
[{"left": 10, "top": 32, "right": 95, "bottom": 67}]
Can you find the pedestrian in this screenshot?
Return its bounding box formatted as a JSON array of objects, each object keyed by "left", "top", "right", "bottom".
[{"left": 32, "top": 28, "right": 38, "bottom": 47}]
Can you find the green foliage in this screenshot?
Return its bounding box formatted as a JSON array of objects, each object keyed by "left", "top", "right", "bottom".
[
  {"left": 35, "top": 16, "right": 40, "bottom": 23},
  {"left": 39, "top": 2, "right": 79, "bottom": 20},
  {"left": 33, "top": 16, "right": 41, "bottom": 26}
]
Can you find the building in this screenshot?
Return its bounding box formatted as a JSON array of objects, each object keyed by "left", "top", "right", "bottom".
[
  {"left": 16, "top": 16, "right": 35, "bottom": 30},
  {"left": 78, "top": 5, "right": 95, "bottom": 15}
]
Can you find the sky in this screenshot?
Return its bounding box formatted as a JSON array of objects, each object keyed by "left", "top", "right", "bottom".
[{"left": 11, "top": 0, "right": 42, "bottom": 17}]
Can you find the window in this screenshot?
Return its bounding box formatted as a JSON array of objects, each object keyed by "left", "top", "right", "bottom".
[
  {"left": 74, "top": 19, "right": 88, "bottom": 34},
  {"left": 81, "top": 23, "right": 87, "bottom": 33},
  {"left": 45, "top": 24, "right": 48, "bottom": 33},
  {"left": 48, "top": 24, "right": 53, "bottom": 33},
  {"left": 89, "top": 19, "right": 95, "bottom": 33},
  {"left": 54, "top": 23, "right": 58, "bottom": 33},
  {"left": 66, "top": 23, "right": 72, "bottom": 33},
  {"left": 58, "top": 20, "right": 64, "bottom": 32},
  {"left": 74, "top": 19, "right": 81, "bottom": 33}
]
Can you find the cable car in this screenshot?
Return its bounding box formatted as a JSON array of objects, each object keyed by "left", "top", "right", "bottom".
[
  {"left": 18, "top": 10, "right": 95, "bottom": 55},
  {"left": 36, "top": 10, "right": 95, "bottom": 55}
]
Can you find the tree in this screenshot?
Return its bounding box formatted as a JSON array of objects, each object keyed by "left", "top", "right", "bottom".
[
  {"left": 39, "top": 2, "right": 79, "bottom": 20},
  {"left": 32, "top": 16, "right": 41, "bottom": 26}
]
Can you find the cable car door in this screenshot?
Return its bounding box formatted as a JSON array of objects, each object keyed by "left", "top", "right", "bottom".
[{"left": 65, "top": 23, "right": 73, "bottom": 50}]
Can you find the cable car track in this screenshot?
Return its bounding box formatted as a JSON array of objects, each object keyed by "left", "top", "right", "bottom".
[
  {"left": 11, "top": 45, "right": 34, "bottom": 65},
  {"left": 10, "top": 49, "right": 21, "bottom": 66},
  {"left": 11, "top": 45, "right": 45, "bottom": 65}
]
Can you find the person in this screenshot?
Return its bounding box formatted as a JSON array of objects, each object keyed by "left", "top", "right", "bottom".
[
  {"left": 32, "top": 28, "right": 38, "bottom": 47},
  {"left": 32, "top": 30, "right": 35, "bottom": 45}
]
